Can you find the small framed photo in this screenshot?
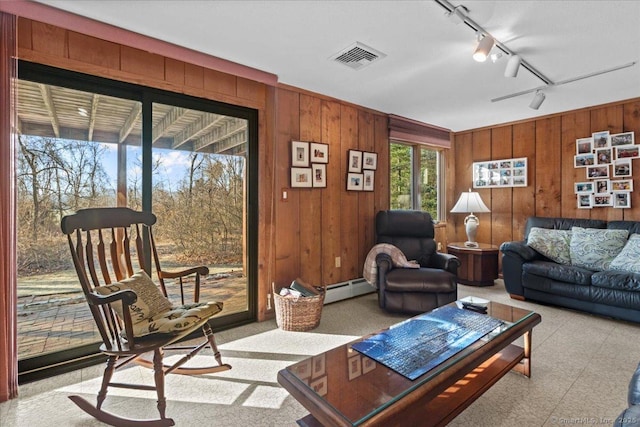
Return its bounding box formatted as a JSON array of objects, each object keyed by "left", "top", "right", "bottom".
[
  {"left": 291, "top": 141, "right": 309, "bottom": 167},
  {"left": 592, "top": 131, "right": 610, "bottom": 148},
  {"left": 613, "top": 159, "right": 632, "bottom": 177},
  {"left": 615, "top": 145, "right": 640, "bottom": 160},
  {"left": 611, "top": 179, "right": 633, "bottom": 192},
  {"left": 593, "top": 194, "right": 613, "bottom": 207},
  {"left": 309, "top": 376, "right": 327, "bottom": 396},
  {"left": 348, "top": 150, "right": 363, "bottom": 172},
  {"left": 311, "top": 354, "right": 326, "bottom": 378},
  {"left": 310, "top": 142, "right": 329, "bottom": 163},
  {"left": 586, "top": 165, "right": 609, "bottom": 179},
  {"left": 594, "top": 147, "right": 612, "bottom": 165},
  {"left": 576, "top": 137, "right": 593, "bottom": 154},
  {"left": 291, "top": 167, "right": 312, "bottom": 188},
  {"left": 362, "top": 152, "right": 378, "bottom": 170},
  {"left": 347, "top": 355, "right": 362, "bottom": 381},
  {"left": 610, "top": 132, "right": 634, "bottom": 147},
  {"left": 594, "top": 179, "right": 610, "bottom": 194},
  {"left": 363, "top": 170, "right": 374, "bottom": 191},
  {"left": 613, "top": 192, "right": 631, "bottom": 209},
  {"left": 577, "top": 194, "right": 593, "bottom": 209},
  {"left": 362, "top": 356, "right": 376, "bottom": 374},
  {"left": 575, "top": 182, "right": 594, "bottom": 194},
  {"left": 312, "top": 164, "right": 326, "bottom": 188},
  {"left": 346, "top": 173, "right": 363, "bottom": 191},
  {"left": 574, "top": 153, "right": 595, "bottom": 168}
]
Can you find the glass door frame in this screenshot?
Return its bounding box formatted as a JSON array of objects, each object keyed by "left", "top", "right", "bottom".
[{"left": 17, "top": 60, "right": 258, "bottom": 382}]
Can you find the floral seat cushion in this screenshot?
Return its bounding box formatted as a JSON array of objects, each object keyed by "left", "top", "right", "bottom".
[{"left": 95, "top": 270, "right": 223, "bottom": 337}]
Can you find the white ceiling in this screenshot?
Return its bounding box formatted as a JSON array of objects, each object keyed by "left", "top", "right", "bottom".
[{"left": 36, "top": 0, "right": 640, "bottom": 132}]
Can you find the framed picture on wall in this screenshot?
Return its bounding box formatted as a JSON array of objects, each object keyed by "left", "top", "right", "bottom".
[
  {"left": 348, "top": 150, "right": 363, "bottom": 172},
  {"left": 586, "top": 165, "right": 609, "bottom": 179},
  {"left": 291, "top": 141, "right": 309, "bottom": 167},
  {"left": 362, "top": 152, "right": 378, "bottom": 170},
  {"left": 312, "top": 164, "right": 326, "bottom": 188},
  {"left": 594, "top": 179, "right": 610, "bottom": 194},
  {"left": 613, "top": 192, "right": 631, "bottom": 209},
  {"left": 594, "top": 147, "right": 612, "bottom": 165},
  {"left": 593, "top": 194, "right": 613, "bottom": 207},
  {"left": 577, "top": 194, "right": 593, "bottom": 209},
  {"left": 611, "top": 179, "right": 633, "bottom": 192},
  {"left": 576, "top": 137, "right": 593, "bottom": 154},
  {"left": 575, "top": 182, "right": 594, "bottom": 194},
  {"left": 574, "top": 153, "right": 595, "bottom": 168},
  {"left": 592, "top": 131, "right": 610, "bottom": 148},
  {"left": 346, "top": 172, "right": 363, "bottom": 191},
  {"left": 363, "top": 170, "right": 374, "bottom": 191},
  {"left": 613, "top": 159, "right": 632, "bottom": 177},
  {"left": 291, "top": 167, "right": 312, "bottom": 188},
  {"left": 610, "top": 132, "right": 635, "bottom": 147},
  {"left": 310, "top": 142, "right": 329, "bottom": 163},
  {"left": 616, "top": 145, "right": 640, "bottom": 160}
]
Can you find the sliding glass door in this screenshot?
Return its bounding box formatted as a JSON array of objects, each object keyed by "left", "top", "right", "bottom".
[{"left": 16, "top": 62, "right": 256, "bottom": 381}]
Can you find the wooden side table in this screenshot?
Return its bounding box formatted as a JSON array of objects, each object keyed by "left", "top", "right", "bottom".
[{"left": 447, "top": 242, "right": 499, "bottom": 286}]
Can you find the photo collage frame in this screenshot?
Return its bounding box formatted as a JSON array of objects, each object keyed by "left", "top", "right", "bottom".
[
  {"left": 472, "top": 157, "right": 527, "bottom": 188},
  {"left": 291, "top": 141, "right": 329, "bottom": 188},
  {"left": 574, "top": 131, "right": 636, "bottom": 209},
  {"left": 346, "top": 149, "right": 377, "bottom": 191}
]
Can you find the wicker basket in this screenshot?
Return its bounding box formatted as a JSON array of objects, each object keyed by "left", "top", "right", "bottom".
[{"left": 272, "top": 282, "right": 325, "bottom": 331}]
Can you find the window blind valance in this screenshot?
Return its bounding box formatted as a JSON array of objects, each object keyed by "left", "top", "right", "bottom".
[{"left": 388, "top": 114, "right": 451, "bottom": 148}]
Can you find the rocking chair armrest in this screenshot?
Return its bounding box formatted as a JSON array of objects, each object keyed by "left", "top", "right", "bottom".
[
  {"left": 158, "top": 266, "right": 209, "bottom": 279},
  {"left": 87, "top": 289, "right": 138, "bottom": 307}
]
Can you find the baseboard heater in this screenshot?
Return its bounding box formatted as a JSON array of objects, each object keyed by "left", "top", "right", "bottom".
[{"left": 324, "top": 278, "right": 374, "bottom": 304}]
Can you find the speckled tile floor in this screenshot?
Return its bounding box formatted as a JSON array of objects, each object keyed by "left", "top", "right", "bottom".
[{"left": 2, "top": 280, "right": 639, "bottom": 426}]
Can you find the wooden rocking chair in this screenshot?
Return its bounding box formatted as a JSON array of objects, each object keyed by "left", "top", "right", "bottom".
[{"left": 61, "top": 207, "right": 232, "bottom": 426}]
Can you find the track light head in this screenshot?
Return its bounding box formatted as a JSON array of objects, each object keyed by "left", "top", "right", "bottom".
[
  {"left": 504, "top": 54, "right": 521, "bottom": 78},
  {"left": 473, "top": 35, "right": 494, "bottom": 62},
  {"left": 529, "top": 91, "right": 546, "bottom": 110}
]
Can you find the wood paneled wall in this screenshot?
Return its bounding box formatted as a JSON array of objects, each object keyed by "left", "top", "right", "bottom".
[
  {"left": 449, "top": 99, "right": 640, "bottom": 265},
  {"left": 16, "top": 18, "right": 390, "bottom": 321}
]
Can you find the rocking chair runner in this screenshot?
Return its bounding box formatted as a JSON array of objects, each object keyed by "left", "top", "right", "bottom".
[{"left": 61, "top": 207, "right": 231, "bottom": 427}]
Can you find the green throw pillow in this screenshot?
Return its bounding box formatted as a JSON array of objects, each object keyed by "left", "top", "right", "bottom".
[
  {"left": 609, "top": 234, "right": 640, "bottom": 274},
  {"left": 527, "top": 227, "right": 572, "bottom": 265},
  {"left": 569, "top": 227, "right": 629, "bottom": 271}
]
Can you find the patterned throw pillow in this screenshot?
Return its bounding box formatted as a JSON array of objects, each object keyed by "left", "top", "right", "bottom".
[
  {"left": 95, "top": 270, "right": 173, "bottom": 324},
  {"left": 526, "top": 227, "right": 572, "bottom": 265},
  {"left": 569, "top": 227, "right": 629, "bottom": 271},
  {"left": 609, "top": 234, "right": 640, "bottom": 274}
]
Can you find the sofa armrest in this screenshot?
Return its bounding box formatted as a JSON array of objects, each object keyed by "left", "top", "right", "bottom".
[
  {"left": 500, "top": 240, "right": 539, "bottom": 298},
  {"left": 499, "top": 241, "right": 539, "bottom": 261},
  {"left": 429, "top": 252, "right": 461, "bottom": 275},
  {"left": 375, "top": 253, "right": 393, "bottom": 307}
]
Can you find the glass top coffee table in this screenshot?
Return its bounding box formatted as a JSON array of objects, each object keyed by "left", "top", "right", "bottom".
[{"left": 277, "top": 300, "right": 541, "bottom": 427}]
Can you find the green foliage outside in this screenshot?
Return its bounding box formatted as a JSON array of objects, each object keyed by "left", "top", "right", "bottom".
[
  {"left": 389, "top": 143, "right": 439, "bottom": 220},
  {"left": 16, "top": 135, "right": 244, "bottom": 276}
]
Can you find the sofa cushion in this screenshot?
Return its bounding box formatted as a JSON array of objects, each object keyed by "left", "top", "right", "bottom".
[
  {"left": 592, "top": 270, "right": 640, "bottom": 292},
  {"left": 523, "top": 261, "right": 593, "bottom": 285},
  {"left": 385, "top": 268, "right": 456, "bottom": 293},
  {"left": 569, "top": 227, "right": 629, "bottom": 271},
  {"left": 95, "top": 270, "right": 173, "bottom": 324},
  {"left": 527, "top": 227, "right": 572, "bottom": 264},
  {"left": 610, "top": 234, "right": 640, "bottom": 274}
]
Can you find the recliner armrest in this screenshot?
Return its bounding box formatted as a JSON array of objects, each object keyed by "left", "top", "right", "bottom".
[
  {"left": 429, "top": 252, "right": 460, "bottom": 274},
  {"left": 500, "top": 241, "right": 540, "bottom": 261}
]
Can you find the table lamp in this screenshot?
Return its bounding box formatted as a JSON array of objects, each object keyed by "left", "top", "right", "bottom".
[{"left": 450, "top": 189, "right": 490, "bottom": 247}]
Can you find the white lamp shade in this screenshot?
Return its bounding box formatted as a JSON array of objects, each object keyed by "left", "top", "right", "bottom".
[
  {"left": 473, "top": 35, "right": 494, "bottom": 62},
  {"left": 450, "top": 191, "right": 490, "bottom": 214}
]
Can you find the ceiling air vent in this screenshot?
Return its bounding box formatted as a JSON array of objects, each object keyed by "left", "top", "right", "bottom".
[{"left": 330, "top": 42, "right": 386, "bottom": 70}]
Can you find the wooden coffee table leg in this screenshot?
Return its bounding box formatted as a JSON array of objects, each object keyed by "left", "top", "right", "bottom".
[{"left": 513, "top": 329, "right": 532, "bottom": 377}]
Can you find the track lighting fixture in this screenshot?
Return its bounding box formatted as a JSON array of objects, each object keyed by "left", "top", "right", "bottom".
[
  {"left": 447, "top": 5, "right": 468, "bottom": 24},
  {"left": 529, "top": 91, "right": 546, "bottom": 110},
  {"left": 473, "top": 35, "right": 494, "bottom": 62},
  {"left": 504, "top": 54, "right": 521, "bottom": 78}
]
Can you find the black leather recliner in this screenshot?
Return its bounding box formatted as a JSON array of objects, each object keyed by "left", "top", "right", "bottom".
[{"left": 375, "top": 210, "right": 460, "bottom": 314}]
